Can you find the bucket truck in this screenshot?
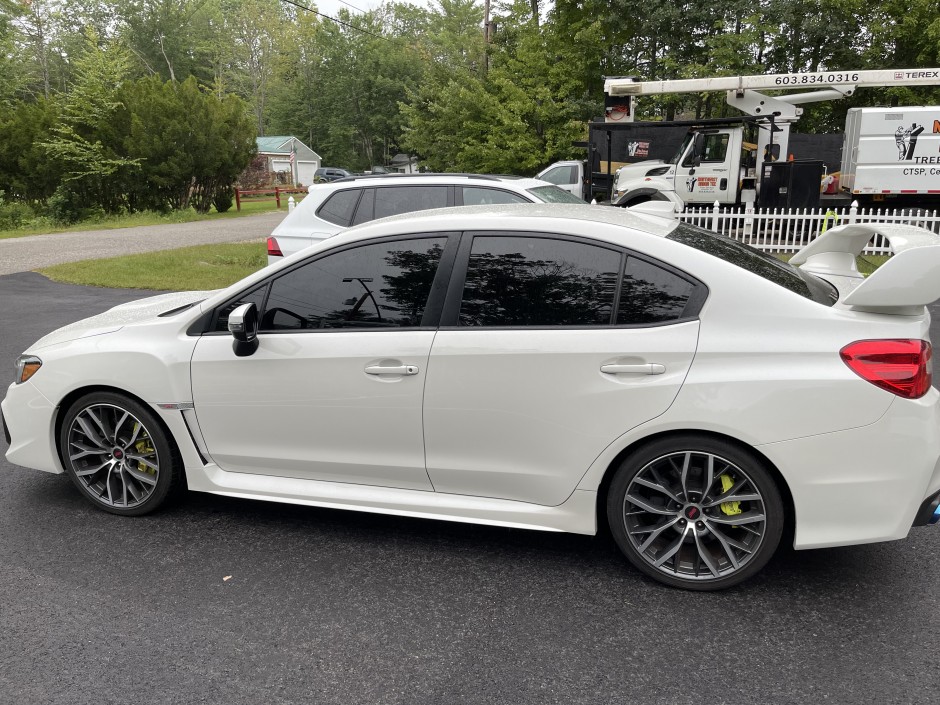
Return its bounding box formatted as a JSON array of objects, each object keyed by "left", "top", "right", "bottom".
[{"left": 541, "top": 69, "right": 940, "bottom": 209}]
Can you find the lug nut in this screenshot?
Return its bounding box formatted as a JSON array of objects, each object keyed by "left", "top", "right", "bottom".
[{"left": 696, "top": 521, "right": 704, "bottom": 529}]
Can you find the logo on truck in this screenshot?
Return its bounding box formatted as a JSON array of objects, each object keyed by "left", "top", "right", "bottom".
[
  {"left": 627, "top": 141, "right": 650, "bottom": 158},
  {"left": 686, "top": 176, "right": 697, "bottom": 192},
  {"left": 896, "top": 123, "right": 925, "bottom": 160}
]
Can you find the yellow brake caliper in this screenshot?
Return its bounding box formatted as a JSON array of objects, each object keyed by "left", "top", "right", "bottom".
[
  {"left": 719, "top": 474, "right": 742, "bottom": 516},
  {"left": 132, "top": 423, "right": 157, "bottom": 475}
]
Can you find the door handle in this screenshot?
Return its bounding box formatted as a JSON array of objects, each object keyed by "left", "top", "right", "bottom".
[
  {"left": 600, "top": 363, "right": 666, "bottom": 375},
  {"left": 364, "top": 365, "right": 419, "bottom": 376}
]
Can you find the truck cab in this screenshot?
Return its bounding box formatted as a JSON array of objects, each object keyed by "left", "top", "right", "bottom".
[
  {"left": 612, "top": 126, "right": 746, "bottom": 207},
  {"left": 535, "top": 160, "right": 585, "bottom": 199}
]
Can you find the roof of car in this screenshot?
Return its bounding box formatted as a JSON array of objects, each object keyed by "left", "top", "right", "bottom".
[
  {"left": 330, "top": 203, "right": 679, "bottom": 245},
  {"left": 320, "top": 173, "right": 545, "bottom": 188}
]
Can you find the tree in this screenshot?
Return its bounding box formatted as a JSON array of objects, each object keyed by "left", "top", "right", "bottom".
[
  {"left": 40, "top": 31, "right": 140, "bottom": 214},
  {"left": 218, "top": 0, "right": 286, "bottom": 135},
  {"left": 0, "top": 98, "right": 60, "bottom": 203},
  {"left": 121, "top": 75, "right": 256, "bottom": 212},
  {"left": 117, "top": 0, "right": 219, "bottom": 82}
]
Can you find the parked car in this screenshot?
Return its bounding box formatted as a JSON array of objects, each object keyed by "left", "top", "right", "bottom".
[
  {"left": 314, "top": 167, "right": 353, "bottom": 183},
  {"left": 4, "top": 204, "right": 940, "bottom": 590},
  {"left": 266, "top": 173, "right": 584, "bottom": 263}
]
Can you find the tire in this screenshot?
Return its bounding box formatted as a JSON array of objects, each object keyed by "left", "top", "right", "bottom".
[
  {"left": 607, "top": 434, "right": 784, "bottom": 591},
  {"left": 59, "top": 391, "right": 182, "bottom": 516}
]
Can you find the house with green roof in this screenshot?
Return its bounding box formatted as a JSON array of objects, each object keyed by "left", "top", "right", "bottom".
[{"left": 256, "top": 136, "right": 321, "bottom": 187}]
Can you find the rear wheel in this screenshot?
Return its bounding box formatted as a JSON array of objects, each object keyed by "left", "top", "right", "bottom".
[
  {"left": 607, "top": 435, "right": 784, "bottom": 590},
  {"left": 59, "top": 391, "right": 182, "bottom": 516}
]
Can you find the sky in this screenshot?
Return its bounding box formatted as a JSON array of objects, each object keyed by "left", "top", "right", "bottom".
[{"left": 302, "top": 0, "right": 436, "bottom": 20}]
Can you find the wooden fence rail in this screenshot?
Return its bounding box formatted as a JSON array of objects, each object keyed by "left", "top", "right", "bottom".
[{"left": 234, "top": 187, "right": 308, "bottom": 211}]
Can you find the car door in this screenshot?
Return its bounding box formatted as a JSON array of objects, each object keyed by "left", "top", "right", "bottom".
[
  {"left": 536, "top": 164, "right": 581, "bottom": 198},
  {"left": 423, "top": 232, "right": 703, "bottom": 506},
  {"left": 676, "top": 130, "right": 736, "bottom": 205},
  {"left": 190, "top": 234, "right": 456, "bottom": 490}
]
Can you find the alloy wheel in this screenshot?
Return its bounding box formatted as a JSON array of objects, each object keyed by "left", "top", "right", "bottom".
[
  {"left": 622, "top": 450, "right": 768, "bottom": 581},
  {"left": 65, "top": 403, "right": 161, "bottom": 509}
]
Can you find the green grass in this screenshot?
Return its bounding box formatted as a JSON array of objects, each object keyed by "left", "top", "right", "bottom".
[
  {"left": 0, "top": 198, "right": 285, "bottom": 240},
  {"left": 39, "top": 242, "right": 267, "bottom": 291}
]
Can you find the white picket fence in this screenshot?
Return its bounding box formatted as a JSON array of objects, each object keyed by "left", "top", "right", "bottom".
[{"left": 677, "top": 202, "right": 940, "bottom": 255}]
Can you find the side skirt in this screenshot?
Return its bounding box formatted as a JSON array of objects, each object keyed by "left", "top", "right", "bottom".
[{"left": 186, "top": 463, "right": 598, "bottom": 535}]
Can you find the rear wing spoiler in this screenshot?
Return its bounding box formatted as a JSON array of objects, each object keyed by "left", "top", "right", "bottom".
[{"left": 790, "top": 223, "right": 940, "bottom": 314}]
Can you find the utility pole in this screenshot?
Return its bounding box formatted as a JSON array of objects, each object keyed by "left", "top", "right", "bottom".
[{"left": 483, "top": 0, "right": 491, "bottom": 73}]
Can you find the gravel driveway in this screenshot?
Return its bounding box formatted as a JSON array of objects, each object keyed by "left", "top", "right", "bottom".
[{"left": 0, "top": 211, "right": 287, "bottom": 275}]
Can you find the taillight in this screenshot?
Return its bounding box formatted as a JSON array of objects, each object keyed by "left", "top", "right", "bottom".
[
  {"left": 840, "top": 339, "right": 932, "bottom": 399},
  {"left": 267, "top": 237, "right": 283, "bottom": 257}
]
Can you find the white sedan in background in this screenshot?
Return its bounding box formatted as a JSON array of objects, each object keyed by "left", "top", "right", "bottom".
[{"left": 4, "top": 204, "right": 940, "bottom": 590}]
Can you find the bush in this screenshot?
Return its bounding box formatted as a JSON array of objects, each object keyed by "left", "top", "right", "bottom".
[
  {"left": 0, "top": 192, "right": 35, "bottom": 230},
  {"left": 213, "top": 187, "right": 234, "bottom": 213},
  {"left": 47, "top": 184, "right": 99, "bottom": 225}
]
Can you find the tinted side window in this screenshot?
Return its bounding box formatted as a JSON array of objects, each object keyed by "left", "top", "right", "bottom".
[
  {"left": 462, "top": 187, "right": 530, "bottom": 206},
  {"left": 374, "top": 186, "right": 448, "bottom": 219},
  {"left": 214, "top": 285, "right": 268, "bottom": 332},
  {"left": 316, "top": 189, "right": 361, "bottom": 226},
  {"left": 352, "top": 189, "right": 375, "bottom": 225},
  {"left": 459, "top": 236, "right": 620, "bottom": 327},
  {"left": 262, "top": 237, "right": 447, "bottom": 330},
  {"left": 618, "top": 257, "right": 695, "bottom": 324}
]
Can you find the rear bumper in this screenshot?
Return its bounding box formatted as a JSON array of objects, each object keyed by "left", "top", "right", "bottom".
[{"left": 758, "top": 389, "right": 940, "bottom": 549}]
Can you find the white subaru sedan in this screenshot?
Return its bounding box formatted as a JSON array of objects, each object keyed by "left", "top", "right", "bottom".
[{"left": 4, "top": 204, "right": 940, "bottom": 590}]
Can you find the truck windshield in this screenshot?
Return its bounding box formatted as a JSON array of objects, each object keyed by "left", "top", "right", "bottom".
[
  {"left": 669, "top": 133, "right": 694, "bottom": 165},
  {"left": 667, "top": 223, "right": 838, "bottom": 306},
  {"left": 528, "top": 185, "right": 585, "bottom": 203}
]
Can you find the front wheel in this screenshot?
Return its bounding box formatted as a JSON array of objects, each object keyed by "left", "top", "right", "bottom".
[
  {"left": 607, "top": 435, "right": 784, "bottom": 590},
  {"left": 59, "top": 391, "right": 182, "bottom": 516}
]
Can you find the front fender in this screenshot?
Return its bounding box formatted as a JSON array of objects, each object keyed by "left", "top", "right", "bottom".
[{"left": 612, "top": 177, "right": 682, "bottom": 209}]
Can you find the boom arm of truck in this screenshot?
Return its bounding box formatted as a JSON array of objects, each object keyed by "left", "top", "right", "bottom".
[{"left": 604, "top": 69, "right": 940, "bottom": 175}]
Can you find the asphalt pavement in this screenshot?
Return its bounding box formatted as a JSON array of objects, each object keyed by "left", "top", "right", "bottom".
[
  {"left": 0, "top": 210, "right": 286, "bottom": 275},
  {"left": 1, "top": 273, "right": 939, "bottom": 704}
]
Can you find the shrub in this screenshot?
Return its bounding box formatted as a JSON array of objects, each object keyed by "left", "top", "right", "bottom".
[
  {"left": 213, "top": 186, "right": 235, "bottom": 213},
  {"left": 47, "top": 185, "right": 88, "bottom": 225},
  {"left": 0, "top": 198, "right": 35, "bottom": 230}
]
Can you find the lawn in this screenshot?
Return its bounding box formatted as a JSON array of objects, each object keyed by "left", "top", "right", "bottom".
[
  {"left": 39, "top": 241, "right": 267, "bottom": 291},
  {"left": 0, "top": 198, "right": 288, "bottom": 240}
]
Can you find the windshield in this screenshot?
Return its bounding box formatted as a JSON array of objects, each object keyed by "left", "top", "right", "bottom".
[
  {"left": 528, "top": 185, "right": 585, "bottom": 204},
  {"left": 667, "top": 223, "right": 838, "bottom": 306},
  {"left": 669, "top": 133, "right": 694, "bottom": 165}
]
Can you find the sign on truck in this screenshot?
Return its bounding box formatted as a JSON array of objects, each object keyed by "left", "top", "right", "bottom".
[{"left": 841, "top": 107, "right": 940, "bottom": 200}]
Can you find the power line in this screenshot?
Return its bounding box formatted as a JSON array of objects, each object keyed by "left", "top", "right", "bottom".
[
  {"left": 279, "top": 0, "right": 387, "bottom": 41},
  {"left": 336, "top": 0, "right": 370, "bottom": 14}
]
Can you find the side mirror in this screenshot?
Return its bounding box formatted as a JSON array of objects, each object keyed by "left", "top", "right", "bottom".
[{"left": 228, "top": 302, "right": 259, "bottom": 357}]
